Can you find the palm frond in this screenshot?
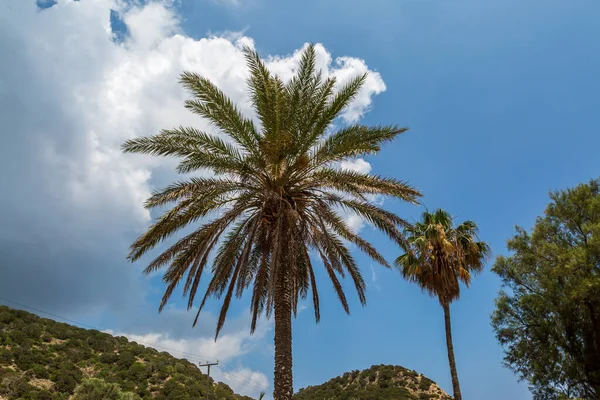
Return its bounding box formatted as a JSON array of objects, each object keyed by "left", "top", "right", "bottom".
[
  {"left": 284, "top": 44, "right": 317, "bottom": 133},
  {"left": 314, "top": 168, "right": 420, "bottom": 202},
  {"left": 311, "top": 74, "right": 367, "bottom": 138},
  {"left": 180, "top": 72, "right": 259, "bottom": 152},
  {"left": 312, "top": 125, "right": 408, "bottom": 167},
  {"left": 144, "top": 177, "right": 247, "bottom": 209},
  {"left": 325, "top": 196, "right": 410, "bottom": 248},
  {"left": 315, "top": 203, "right": 390, "bottom": 267},
  {"left": 243, "top": 46, "right": 279, "bottom": 138}
]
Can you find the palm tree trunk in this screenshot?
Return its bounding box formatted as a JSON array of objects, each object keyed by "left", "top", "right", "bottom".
[
  {"left": 273, "top": 266, "right": 293, "bottom": 400},
  {"left": 443, "top": 302, "right": 462, "bottom": 400}
]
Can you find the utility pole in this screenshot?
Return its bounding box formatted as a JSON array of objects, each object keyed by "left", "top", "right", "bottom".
[{"left": 199, "top": 361, "right": 218, "bottom": 399}]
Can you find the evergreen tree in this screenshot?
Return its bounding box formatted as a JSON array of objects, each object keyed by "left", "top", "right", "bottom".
[{"left": 492, "top": 178, "right": 600, "bottom": 399}]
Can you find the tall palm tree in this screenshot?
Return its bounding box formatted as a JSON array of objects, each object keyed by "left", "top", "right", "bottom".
[
  {"left": 395, "top": 209, "right": 489, "bottom": 400},
  {"left": 122, "top": 44, "right": 421, "bottom": 400}
]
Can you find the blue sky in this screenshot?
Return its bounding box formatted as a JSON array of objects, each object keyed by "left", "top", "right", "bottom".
[{"left": 1, "top": 0, "right": 599, "bottom": 399}]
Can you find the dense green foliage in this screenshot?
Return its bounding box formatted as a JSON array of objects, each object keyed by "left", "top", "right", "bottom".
[
  {"left": 0, "top": 306, "right": 253, "bottom": 400},
  {"left": 492, "top": 178, "right": 600, "bottom": 399},
  {"left": 293, "top": 365, "right": 451, "bottom": 400},
  {"left": 72, "top": 378, "right": 141, "bottom": 400}
]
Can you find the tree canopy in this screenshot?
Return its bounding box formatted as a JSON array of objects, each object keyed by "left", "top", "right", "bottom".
[{"left": 492, "top": 178, "right": 600, "bottom": 399}]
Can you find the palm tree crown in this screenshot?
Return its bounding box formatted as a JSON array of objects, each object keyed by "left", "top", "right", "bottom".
[
  {"left": 396, "top": 209, "right": 490, "bottom": 305},
  {"left": 122, "top": 44, "right": 420, "bottom": 399},
  {"left": 395, "top": 209, "right": 489, "bottom": 400}
]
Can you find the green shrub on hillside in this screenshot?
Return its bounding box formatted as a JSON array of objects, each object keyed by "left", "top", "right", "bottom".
[
  {"left": 72, "top": 378, "right": 142, "bottom": 400},
  {"left": 293, "top": 364, "right": 452, "bottom": 400},
  {"left": 0, "top": 305, "right": 254, "bottom": 400},
  {"left": 72, "top": 378, "right": 124, "bottom": 400}
]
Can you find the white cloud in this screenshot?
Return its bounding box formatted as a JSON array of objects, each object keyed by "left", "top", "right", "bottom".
[
  {"left": 333, "top": 57, "right": 387, "bottom": 123},
  {"left": 123, "top": 2, "right": 180, "bottom": 50},
  {"left": 340, "top": 158, "right": 372, "bottom": 174},
  {"left": 369, "top": 264, "right": 381, "bottom": 291},
  {"left": 346, "top": 213, "right": 366, "bottom": 233}
]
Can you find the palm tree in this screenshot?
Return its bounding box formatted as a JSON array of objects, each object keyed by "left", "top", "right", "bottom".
[
  {"left": 122, "top": 44, "right": 421, "bottom": 400},
  {"left": 395, "top": 209, "right": 489, "bottom": 400}
]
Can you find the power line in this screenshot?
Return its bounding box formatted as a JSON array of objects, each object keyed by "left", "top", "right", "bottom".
[{"left": 0, "top": 295, "right": 269, "bottom": 393}]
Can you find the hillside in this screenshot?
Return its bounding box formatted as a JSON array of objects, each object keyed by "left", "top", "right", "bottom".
[
  {"left": 294, "top": 364, "right": 452, "bottom": 400},
  {"left": 0, "top": 305, "right": 254, "bottom": 400}
]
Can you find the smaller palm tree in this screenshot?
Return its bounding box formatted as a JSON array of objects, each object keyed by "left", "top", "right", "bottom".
[{"left": 395, "top": 209, "right": 490, "bottom": 400}]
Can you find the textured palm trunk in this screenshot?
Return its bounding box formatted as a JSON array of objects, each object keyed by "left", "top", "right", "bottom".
[
  {"left": 443, "top": 302, "right": 462, "bottom": 400},
  {"left": 273, "top": 265, "right": 293, "bottom": 400}
]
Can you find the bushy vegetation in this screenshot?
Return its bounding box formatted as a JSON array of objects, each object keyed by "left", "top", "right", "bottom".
[
  {"left": 492, "top": 178, "right": 600, "bottom": 399},
  {"left": 293, "top": 364, "right": 451, "bottom": 400},
  {"left": 0, "top": 306, "right": 254, "bottom": 400},
  {"left": 72, "top": 378, "right": 140, "bottom": 400}
]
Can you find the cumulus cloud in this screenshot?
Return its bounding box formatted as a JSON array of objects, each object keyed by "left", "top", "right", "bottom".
[
  {"left": 340, "top": 158, "right": 373, "bottom": 174},
  {"left": 0, "top": 0, "right": 386, "bottom": 395},
  {"left": 345, "top": 213, "right": 365, "bottom": 233},
  {"left": 124, "top": 2, "right": 180, "bottom": 50}
]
